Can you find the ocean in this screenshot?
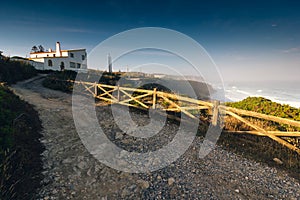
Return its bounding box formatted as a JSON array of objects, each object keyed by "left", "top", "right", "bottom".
[{"left": 211, "top": 81, "right": 300, "bottom": 109}]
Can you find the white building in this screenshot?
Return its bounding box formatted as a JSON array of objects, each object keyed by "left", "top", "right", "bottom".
[{"left": 29, "top": 42, "right": 87, "bottom": 71}]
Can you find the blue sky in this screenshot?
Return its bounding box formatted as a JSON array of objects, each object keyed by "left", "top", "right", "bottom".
[{"left": 1, "top": 0, "right": 300, "bottom": 82}]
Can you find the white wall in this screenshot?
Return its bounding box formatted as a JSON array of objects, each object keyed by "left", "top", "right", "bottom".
[
  {"left": 43, "top": 50, "right": 87, "bottom": 71},
  {"left": 30, "top": 52, "right": 57, "bottom": 59},
  {"left": 10, "top": 58, "right": 45, "bottom": 70},
  {"left": 67, "top": 49, "right": 87, "bottom": 69},
  {"left": 29, "top": 60, "right": 44, "bottom": 70},
  {"left": 29, "top": 49, "right": 87, "bottom": 71}
]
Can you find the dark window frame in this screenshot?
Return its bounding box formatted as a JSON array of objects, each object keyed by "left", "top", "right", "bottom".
[{"left": 48, "top": 60, "right": 53, "bottom": 66}]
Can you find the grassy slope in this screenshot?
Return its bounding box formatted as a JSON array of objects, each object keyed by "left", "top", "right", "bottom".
[
  {"left": 0, "top": 59, "right": 37, "bottom": 84},
  {"left": 221, "top": 97, "right": 300, "bottom": 180},
  {"left": 0, "top": 85, "right": 44, "bottom": 199},
  {"left": 0, "top": 59, "right": 44, "bottom": 199}
]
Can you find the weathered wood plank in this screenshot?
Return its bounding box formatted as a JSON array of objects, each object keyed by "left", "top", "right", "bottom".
[
  {"left": 220, "top": 106, "right": 300, "bottom": 128},
  {"left": 226, "top": 110, "right": 300, "bottom": 154},
  {"left": 156, "top": 91, "right": 213, "bottom": 107},
  {"left": 153, "top": 88, "right": 157, "bottom": 109},
  {"left": 97, "top": 85, "right": 118, "bottom": 101},
  {"left": 212, "top": 100, "right": 220, "bottom": 126},
  {"left": 80, "top": 81, "right": 96, "bottom": 97},
  {"left": 118, "top": 93, "right": 151, "bottom": 104},
  {"left": 97, "top": 88, "right": 117, "bottom": 97},
  {"left": 164, "top": 106, "right": 209, "bottom": 111},
  {"left": 224, "top": 130, "right": 300, "bottom": 137},
  {"left": 159, "top": 94, "right": 196, "bottom": 119},
  {"left": 119, "top": 89, "right": 149, "bottom": 109}
]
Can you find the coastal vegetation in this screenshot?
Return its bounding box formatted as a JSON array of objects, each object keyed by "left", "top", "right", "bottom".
[
  {"left": 222, "top": 97, "right": 300, "bottom": 179},
  {"left": 0, "top": 57, "right": 37, "bottom": 84},
  {"left": 226, "top": 97, "right": 300, "bottom": 122},
  {"left": 0, "top": 59, "right": 43, "bottom": 199}
]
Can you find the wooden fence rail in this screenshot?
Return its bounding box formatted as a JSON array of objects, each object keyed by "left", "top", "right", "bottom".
[{"left": 71, "top": 80, "right": 300, "bottom": 154}]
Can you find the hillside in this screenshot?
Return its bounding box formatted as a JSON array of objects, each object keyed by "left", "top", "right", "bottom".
[
  {"left": 42, "top": 70, "right": 214, "bottom": 99},
  {"left": 221, "top": 97, "right": 300, "bottom": 180},
  {"left": 227, "top": 96, "right": 300, "bottom": 121},
  {"left": 0, "top": 58, "right": 37, "bottom": 84},
  {"left": 0, "top": 59, "right": 43, "bottom": 199},
  {"left": 0, "top": 84, "right": 44, "bottom": 199}
]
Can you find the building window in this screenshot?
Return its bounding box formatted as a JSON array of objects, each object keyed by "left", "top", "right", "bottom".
[
  {"left": 70, "top": 53, "right": 74, "bottom": 58},
  {"left": 82, "top": 55, "right": 85, "bottom": 60},
  {"left": 53, "top": 54, "right": 56, "bottom": 57},
  {"left": 77, "top": 63, "right": 81, "bottom": 68},
  {"left": 47, "top": 54, "right": 49, "bottom": 57},
  {"left": 60, "top": 62, "right": 65, "bottom": 71},
  {"left": 70, "top": 62, "right": 75, "bottom": 68},
  {"left": 48, "top": 60, "right": 53, "bottom": 66}
]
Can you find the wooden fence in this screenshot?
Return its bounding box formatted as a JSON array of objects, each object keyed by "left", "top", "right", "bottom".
[{"left": 73, "top": 80, "right": 300, "bottom": 154}]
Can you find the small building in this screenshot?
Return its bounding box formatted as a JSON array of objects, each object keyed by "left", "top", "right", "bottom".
[{"left": 29, "top": 42, "right": 87, "bottom": 71}]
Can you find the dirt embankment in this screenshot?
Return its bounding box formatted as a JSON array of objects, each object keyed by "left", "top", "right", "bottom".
[{"left": 0, "top": 82, "right": 43, "bottom": 200}]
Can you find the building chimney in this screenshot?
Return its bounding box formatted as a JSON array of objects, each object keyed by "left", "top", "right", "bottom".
[{"left": 56, "top": 42, "right": 61, "bottom": 56}]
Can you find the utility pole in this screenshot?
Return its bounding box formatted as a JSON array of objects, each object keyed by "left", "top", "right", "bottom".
[{"left": 108, "top": 53, "right": 112, "bottom": 73}]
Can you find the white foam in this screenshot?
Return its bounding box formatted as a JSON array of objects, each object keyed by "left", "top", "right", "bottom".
[{"left": 220, "top": 84, "right": 300, "bottom": 109}]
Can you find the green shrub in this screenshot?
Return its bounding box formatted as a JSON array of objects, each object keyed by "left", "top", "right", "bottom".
[
  {"left": 222, "top": 97, "right": 300, "bottom": 180},
  {"left": 226, "top": 97, "right": 300, "bottom": 121},
  {"left": 0, "top": 60, "right": 37, "bottom": 84},
  {"left": 0, "top": 85, "right": 43, "bottom": 199}
]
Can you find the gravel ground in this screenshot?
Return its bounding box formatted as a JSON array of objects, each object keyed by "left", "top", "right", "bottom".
[{"left": 11, "top": 75, "right": 300, "bottom": 199}]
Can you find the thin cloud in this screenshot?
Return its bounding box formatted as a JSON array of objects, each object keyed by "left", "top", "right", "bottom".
[
  {"left": 131, "top": 49, "right": 174, "bottom": 57},
  {"left": 282, "top": 47, "right": 299, "bottom": 53},
  {"left": 59, "top": 27, "right": 95, "bottom": 33}
]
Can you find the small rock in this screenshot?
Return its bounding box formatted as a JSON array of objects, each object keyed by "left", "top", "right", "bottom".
[
  {"left": 168, "top": 177, "right": 175, "bottom": 186},
  {"left": 115, "top": 132, "right": 124, "bottom": 140},
  {"left": 77, "top": 161, "right": 86, "bottom": 169},
  {"left": 121, "top": 188, "right": 131, "bottom": 198},
  {"left": 234, "top": 189, "right": 240, "bottom": 193},
  {"left": 52, "top": 189, "right": 58, "bottom": 194},
  {"left": 137, "top": 180, "right": 150, "bottom": 189},
  {"left": 273, "top": 158, "right": 283, "bottom": 165},
  {"left": 62, "top": 158, "right": 72, "bottom": 164},
  {"left": 157, "top": 175, "right": 162, "bottom": 180},
  {"left": 87, "top": 168, "right": 92, "bottom": 176}
]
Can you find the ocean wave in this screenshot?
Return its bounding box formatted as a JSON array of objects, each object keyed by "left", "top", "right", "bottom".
[{"left": 214, "top": 85, "right": 300, "bottom": 109}]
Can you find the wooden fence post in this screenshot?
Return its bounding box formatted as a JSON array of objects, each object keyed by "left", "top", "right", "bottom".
[
  {"left": 152, "top": 88, "right": 157, "bottom": 109},
  {"left": 117, "top": 83, "right": 120, "bottom": 102},
  {"left": 212, "top": 100, "right": 220, "bottom": 126},
  {"left": 94, "top": 82, "right": 97, "bottom": 97}
]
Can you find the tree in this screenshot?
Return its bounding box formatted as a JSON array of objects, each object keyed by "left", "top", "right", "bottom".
[
  {"left": 31, "top": 46, "right": 38, "bottom": 53},
  {"left": 38, "top": 45, "right": 44, "bottom": 52}
]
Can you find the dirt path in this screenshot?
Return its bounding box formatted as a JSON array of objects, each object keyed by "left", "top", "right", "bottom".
[{"left": 11, "top": 75, "right": 300, "bottom": 199}]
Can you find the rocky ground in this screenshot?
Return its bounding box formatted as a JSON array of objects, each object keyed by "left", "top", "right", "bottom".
[{"left": 11, "top": 75, "right": 300, "bottom": 199}]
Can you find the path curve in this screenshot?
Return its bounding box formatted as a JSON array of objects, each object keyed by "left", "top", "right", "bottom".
[{"left": 11, "top": 75, "right": 300, "bottom": 199}]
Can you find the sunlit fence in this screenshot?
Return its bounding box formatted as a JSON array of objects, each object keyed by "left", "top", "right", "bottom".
[{"left": 72, "top": 80, "right": 300, "bottom": 154}]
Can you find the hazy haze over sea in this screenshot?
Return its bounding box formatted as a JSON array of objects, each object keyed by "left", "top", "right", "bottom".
[{"left": 212, "top": 80, "right": 300, "bottom": 109}]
